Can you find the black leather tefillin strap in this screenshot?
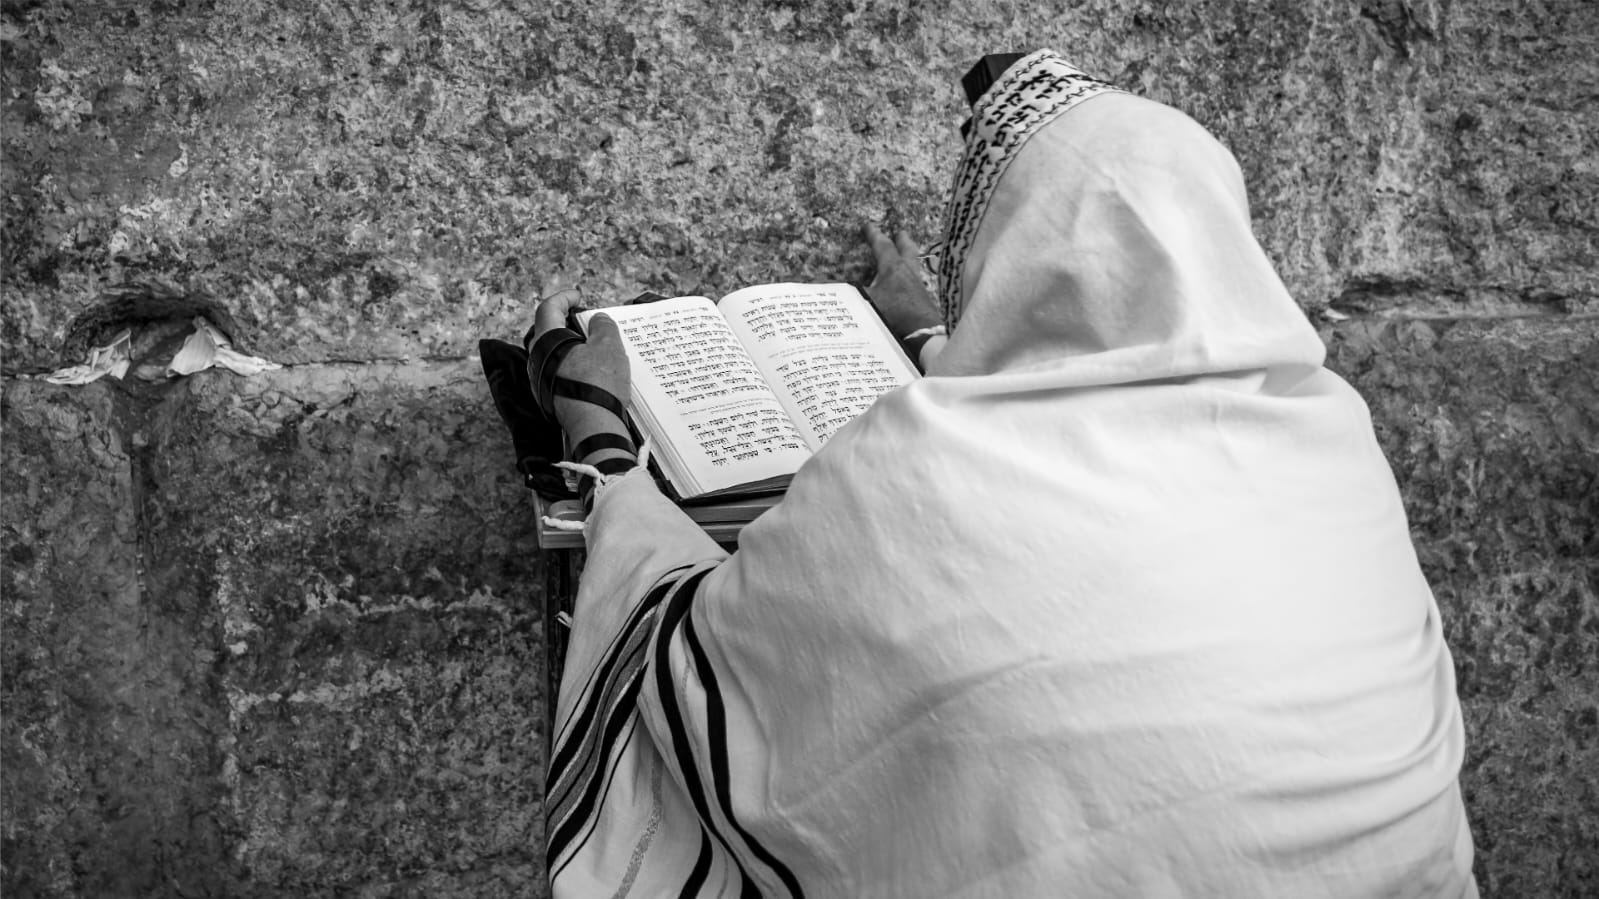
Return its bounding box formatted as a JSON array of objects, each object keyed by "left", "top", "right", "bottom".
[
  {"left": 527, "top": 327, "right": 586, "bottom": 420},
  {"left": 569, "top": 431, "right": 634, "bottom": 463},
  {"left": 550, "top": 375, "right": 629, "bottom": 424}
]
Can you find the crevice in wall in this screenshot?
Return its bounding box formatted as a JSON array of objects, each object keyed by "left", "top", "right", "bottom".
[
  {"left": 58, "top": 281, "right": 245, "bottom": 368},
  {"left": 1327, "top": 275, "right": 1593, "bottom": 320}
]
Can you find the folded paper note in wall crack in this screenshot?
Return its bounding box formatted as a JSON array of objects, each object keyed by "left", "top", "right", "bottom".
[
  {"left": 43, "top": 317, "right": 281, "bottom": 384},
  {"left": 44, "top": 329, "right": 133, "bottom": 385},
  {"left": 167, "top": 317, "right": 281, "bottom": 377}
]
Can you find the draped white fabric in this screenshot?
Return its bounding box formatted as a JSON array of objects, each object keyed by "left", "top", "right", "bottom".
[{"left": 547, "top": 49, "right": 1478, "bottom": 898}]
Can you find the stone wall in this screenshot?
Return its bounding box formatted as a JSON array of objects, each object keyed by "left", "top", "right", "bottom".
[{"left": 2, "top": 1, "right": 1594, "bottom": 896}]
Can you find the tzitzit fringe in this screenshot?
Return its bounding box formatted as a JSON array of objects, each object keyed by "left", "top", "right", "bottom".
[{"left": 541, "top": 437, "right": 654, "bottom": 536}]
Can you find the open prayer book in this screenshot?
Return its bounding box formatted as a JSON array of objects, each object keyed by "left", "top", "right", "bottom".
[{"left": 573, "top": 283, "right": 919, "bottom": 502}]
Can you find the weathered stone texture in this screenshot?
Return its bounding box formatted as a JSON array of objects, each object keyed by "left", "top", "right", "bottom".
[
  {"left": 2, "top": 381, "right": 235, "bottom": 897},
  {"left": 3, "top": 368, "right": 549, "bottom": 897},
  {"left": 3, "top": 0, "right": 1594, "bottom": 372},
  {"left": 1328, "top": 317, "right": 1599, "bottom": 898},
  {"left": 171, "top": 364, "right": 548, "bottom": 896}
]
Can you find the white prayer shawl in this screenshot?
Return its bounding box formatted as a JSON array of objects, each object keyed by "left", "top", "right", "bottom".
[{"left": 547, "top": 49, "right": 1477, "bottom": 898}]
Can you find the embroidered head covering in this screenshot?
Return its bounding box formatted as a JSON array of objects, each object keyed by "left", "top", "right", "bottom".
[
  {"left": 935, "top": 49, "right": 1122, "bottom": 328},
  {"left": 931, "top": 49, "right": 1326, "bottom": 387}
]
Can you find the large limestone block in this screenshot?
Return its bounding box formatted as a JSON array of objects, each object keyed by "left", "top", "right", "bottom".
[
  {"left": 2, "top": 382, "right": 234, "bottom": 896},
  {"left": 2, "top": 366, "right": 552, "bottom": 897},
  {"left": 175, "top": 363, "right": 548, "bottom": 896},
  {"left": 1328, "top": 317, "right": 1599, "bottom": 899},
  {"left": 4, "top": 0, "right": 1593, "bottom": 370}
]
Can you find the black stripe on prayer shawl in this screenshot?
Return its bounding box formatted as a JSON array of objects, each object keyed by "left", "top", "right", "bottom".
[
  {"left": 684, "top": 612, "right": 805, "bottom": 899},
  {"left": 547, "top": 570, "right": 689, "bottom": 871},
  {"left": 548, "top": 714, "right": 641, "bottom": 878},
  {"left": 547, "top": 573, "right": 679, "bottom": 808},
  {"left": 550, "top": 563, "right": 694, "bottom": 765},
  {"left": 547, "top": 614, "right": 657, "bottom": 837},
  {"left": 653, "top": 569, "right": 806, "bottom": 899},
  {"left": 653, "top": 570, "right": 759, "bottom": 893},
  {"left": 679, "top": 829, "right": 714, "bottom": 899},
  {"left": 546, "top": 642, "right": 650, "bottom": 873},
  {"left": 547, "top": 620, "right": 650, "bottom": 818}
]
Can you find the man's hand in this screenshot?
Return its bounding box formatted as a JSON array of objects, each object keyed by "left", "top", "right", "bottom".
[
  {"left": 531, "top": 289, "right": 634, "bottom": 466},
  {"left": 864, "top": 223, "right": 942, "bottom": 338}
]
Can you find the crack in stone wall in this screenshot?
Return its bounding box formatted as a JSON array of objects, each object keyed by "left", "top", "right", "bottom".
[{"left": 3, "top": 368, "right": 551, "bottom": 897}]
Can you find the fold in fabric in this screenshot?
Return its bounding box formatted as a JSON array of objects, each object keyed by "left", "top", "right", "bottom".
[{"left": 548, "top": 48, "right": 1478, "bottom": 898}]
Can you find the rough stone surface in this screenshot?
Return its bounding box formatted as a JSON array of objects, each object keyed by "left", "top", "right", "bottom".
[
  {"left": 1327, "top": 317, "right": 1599, "bottom": 899},
  {"left": 3, "top": 369, "right": 549, "bottom": 898},
  {"left": 3, "top": 0, "right": 1597, "bottom": 896},
  {"left": 3, "top": 0, "right": 1596, "bottom": 373},
  {"left": 2, "top": 381, "right": 236, "bottom": 897},
  {"left": 178, "top": 363, "right": 547, "bottom": 897}
]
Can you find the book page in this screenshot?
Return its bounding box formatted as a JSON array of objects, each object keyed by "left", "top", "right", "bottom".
[
  {"left": 720, "top": 283, "right": 919, "bottom": 449},
  {"left": 576, "top": 297, "right": 811, "bottom": 496}
]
